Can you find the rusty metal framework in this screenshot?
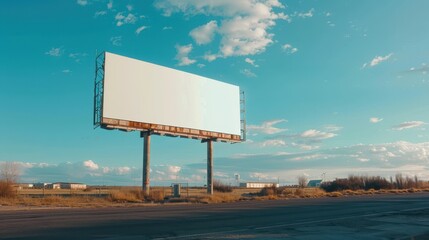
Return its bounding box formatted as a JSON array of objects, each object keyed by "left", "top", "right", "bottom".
[
  {"left": 240, "top": 91, "right": 246, "bottom": 142},
  {"left": 93, "top": 51, "right": 105, "bottom": 128}
]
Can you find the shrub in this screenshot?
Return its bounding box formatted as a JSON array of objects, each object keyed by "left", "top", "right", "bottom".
[
  {"left": 327, "top": 191, "right": 342, "bottom": 197},
  {"left": 321, "top": 175, "right": 395, "bottom": 192},
  {"left": 0, "top": 180, "right": 16, "bottom": 198},
  {"left": 259, "top": 187, "right": 275, "bottom": 196},
  {"left": 109, "top": 190, "right": 142, "bottom": 203},
  {"left": 294, "top": 188, "right": 304, "bottom": 197},
  {"left": 213, "top": 179, "right": 233, "bottom": 193},
  {"left": 129, "top": 188, "right": 144, "bottom": 200},
  {"left": 281, "top": 188, "right": 294, "bottom": 197},
  {"left": 147, "top": 190, "right": 165, "bottom": 202},
  {"left": 258, "top": 184, "right": 280, "bottom": 196}
]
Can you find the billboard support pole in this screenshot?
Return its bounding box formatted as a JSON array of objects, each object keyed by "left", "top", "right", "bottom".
[
  {"left": 141, "top": 131, "right": 151, "bottom": 196},
  {"left": 207, "top": 139, "right": 214, "bottom": 195}
]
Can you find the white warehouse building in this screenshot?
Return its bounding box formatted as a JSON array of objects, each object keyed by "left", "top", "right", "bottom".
[
  {"left": 58, "top": 182, "right": 87, "bottom": 190},
  {"left": 240, "top": 182, "right": 279, "bottom": 188}
]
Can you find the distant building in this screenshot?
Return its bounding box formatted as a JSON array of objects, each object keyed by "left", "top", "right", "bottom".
[
  {"left": 33, "top": 182, "right": 86, "bottom": 190},
  {"left": 17, "top": 183, "right": 33, "bottom": 189},
  {"left": 240, "top": 182, "right": 279, "bottom": 188},
  {"left": 49, "top": 183, "right": 61, "bottom": 189},
  {"left": 307, "top": 179, "right": 323, "bottom": 187},
  {"left": 57, "top": 182, "right": 87, "bottom": 190},
  {"left": 33, "top": 182, "right": 51, "bottom": 189}
]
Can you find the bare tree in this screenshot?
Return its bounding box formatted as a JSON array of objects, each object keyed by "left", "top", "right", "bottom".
[
  {"left": 414, "top": 175, "right": 420, "bottom": 188},
  {"left": 297, "top": 175, "right": 308, "bottom": 188},
  {"left": 395, "top": 173, "right": 403, "bottom": 189},
  {"left": 0, "top": 162, "right": 21, "bottom": 184}
]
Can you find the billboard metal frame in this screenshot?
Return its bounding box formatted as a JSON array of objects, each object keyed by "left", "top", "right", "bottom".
[
  {"left": 93, "top": 51, "right": 246, "bottom": 195},
  {"left": 93, "top": 51, "right": 105, "bottom": 129}
]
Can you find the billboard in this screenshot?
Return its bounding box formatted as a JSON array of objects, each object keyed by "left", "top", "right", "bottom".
[{"left": 94, "top": 52, "right": 244, "bottom": 142}]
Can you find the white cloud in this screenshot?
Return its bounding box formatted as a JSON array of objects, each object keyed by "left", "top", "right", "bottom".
[
  {"left": 300, "top": 129, "right": 337, "bottom": 140},
  {"left": 370, "top": 117, "right": 383, "bottom": 123},
  {"left": 77, "top": 0, "right": 88, "bottom": 6},
  {"left": 11, "top": 160, "right": 141, "bottom": 185},
  {"left": 155, "top": 0, "right": 288, "bottom": 59},
  {"left": 229, "top": 141, "right": 429, "bottom": 183},
  {"left": 261, "top": 139, "right": 286, "bottom": 147},
  {"left": 115, "top": 12, "right": 137, "bottom": 26},
  {"left": 291, "top": 143, "right": 320, "bottom": 151},
  {"left": 126, "top": 4, "right": 133, "bottom": 11},
  {"left": 102, "top": 167, "right": 110, "bottom": 174},
  {"left": 247, "top": 119, "right": 287, "bottom": 134},
  {"left": 190, "top": 20, "right": 218, "bottom": 45},
  {"left": 68, "top": 52, "right": 88, "bottom": 63},
  {"left": 406, "top": 64, "right": 429, "bottom": 75},
  {"left": 167, "top": 165, "right": 181, "bottom": 174},
  {"left": 197, "top": 63, "right": 205, "bottom": 68},
  {"left": 245, "top": 58, "right": 259, "bottom": 67},
  {"left": 282, "top": 43, "right": 298, "bottom": 54},
  {"left": 68, "top": 52, "right": 87, "bottom": 59},
  {"left": 358, "top": 158, "right": 370, "bottom": 162},
  {"left": 203, "top": 53, "right": 219, "bottom": 62},
  {"left": 324, "top": 125, "right": 342, "bottom": 132},
  {"left": 83, "top": 160, "right": 99, "bottom": 170},
  {"left": 296, "top": 8, "right": 314, "bottom": 18},
  {"left": 270, "top": 127, "right": 339, "bottom": 148},
  {"left": 175, "top": 44, "right": 196, "bottom": 66},
  {"left": 45, "top": 47, "right": 63, "bottom": 57},
  {"left": 110, "top": 36, "right": 122, "bottom": 46},
  {"left": 116, "top": 166, "right": 131, "bottom": 175},
  {"left": 94, "top": 11, "right": 107, "bottom": 18},
  {"left": 241, "top": 68, "right": 257, "bottom": 77},
  {"left": 62, "top": 69, "right": 71, "bottom": 74},
  {"left": 163, "top": 26, "right": 173, "bottom": 30},
  {"left": 392, "top": 121, "right": 426, "bottom": 131},
  {"left": 290, "top": 154, "right": 324, "bottom": 162},
  {"left": 107, "top": 0, "right": 113, "bottom": 9},
  {"left": 249, "top": 172, "right": 271, "bottom": 180},
  {"left": 135, "top": 26, "right": 148, "bottom": 34},
  {"left": 363, "top": 53, "right": 393, "bottom": 68}
]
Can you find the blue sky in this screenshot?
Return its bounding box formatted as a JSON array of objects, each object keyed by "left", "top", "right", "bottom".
[{"left": 1, "top": 0, "right": 429, "bottom": 186}]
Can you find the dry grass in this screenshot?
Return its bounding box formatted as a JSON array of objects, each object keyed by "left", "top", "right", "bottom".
[
  {"left": 213, "top": 180, "right": 233, "bottom": 193},
  {"left": 147, "top": 190, "right": 165, "bottom": 202},
  {"left": 0, "top": 181, "right": 16, "bottom": 198},
  {"left": 109, "top": 189, "right": 143, "bottom": 203},
  {"left": 258, "top": 187, "right": 329, "bottom": 199},
  {"left": 305, "top": 188, "right": 327, "bottom": 198},
  {"left": 327, "top": 191, "right": 343, "bottom": 197},
  {"left": 197, "top": 193, "right": 242, "bottom": 204}
]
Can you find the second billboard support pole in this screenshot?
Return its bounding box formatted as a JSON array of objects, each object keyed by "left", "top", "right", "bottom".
[
  {"left": 207, "top": 139, "right": 213, "bottom": 195},
  {"left": 142, "top": 131, "right": 151, "bottom": 196}
]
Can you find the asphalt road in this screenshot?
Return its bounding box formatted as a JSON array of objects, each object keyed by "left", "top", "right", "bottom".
[{"left": 1, "top": 193, "right": 429, "bottom": 239}]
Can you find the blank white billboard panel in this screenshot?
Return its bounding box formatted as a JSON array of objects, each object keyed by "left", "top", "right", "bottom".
[{"left": 102, "top": 52, "right": 241, "bottom": 137}]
